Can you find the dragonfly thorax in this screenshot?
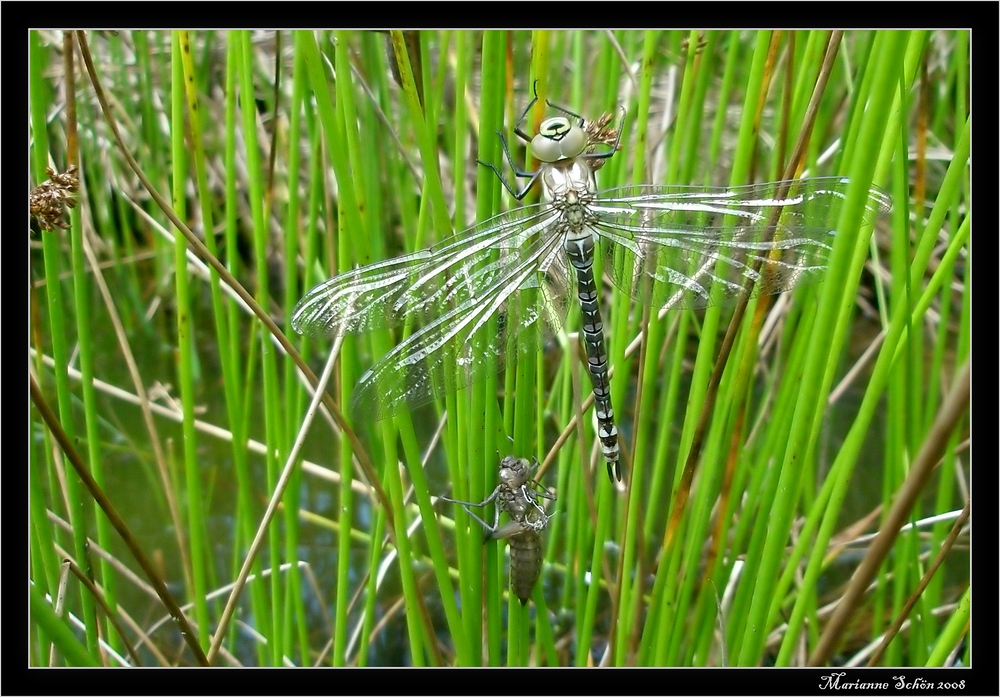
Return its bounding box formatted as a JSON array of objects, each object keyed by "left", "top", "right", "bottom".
[
  {"left": 531, "top": 116, "right": 588, "bottom": 163},
  {"left": 539, "top": 158, "right": 598, "bottom": 204}
]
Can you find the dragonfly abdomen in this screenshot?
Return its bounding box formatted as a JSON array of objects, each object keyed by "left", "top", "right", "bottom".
[
  {"left": 564, "top": 232, "right": 621, "bottom": 482},
  {"left": 507, "top": 529, "right": 544, "bottom": 605},
  {"left": 488, "top": 516, "right": 545, "bottom": 605}
]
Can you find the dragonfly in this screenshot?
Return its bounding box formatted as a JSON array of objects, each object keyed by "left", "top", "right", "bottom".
[
  {"left": 291, "top": 89, "right": 892, "bottom": 482},
  {"left": 441, "top": 455, "right": 556, "bottom": 605}
]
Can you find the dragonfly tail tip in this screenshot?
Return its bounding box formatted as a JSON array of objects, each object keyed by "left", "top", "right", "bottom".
[{"left": 606, "top": 462, "right": 622, "bottom": 483}]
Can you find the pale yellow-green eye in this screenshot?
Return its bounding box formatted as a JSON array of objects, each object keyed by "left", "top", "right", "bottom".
[{"left": 530, "top": 117, "right": 587, "bottom": 162}]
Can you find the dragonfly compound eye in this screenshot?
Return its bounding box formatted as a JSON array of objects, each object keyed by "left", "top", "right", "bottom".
[{"left": 531, "top": 118, "right": 587, "bottom": 163}]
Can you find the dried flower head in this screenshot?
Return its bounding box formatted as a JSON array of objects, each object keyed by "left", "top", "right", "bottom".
[
  {"left": 584, "top": 112, "right": 621, "bottom": 170},
  {"left": 30, "top": 165, "right": 79, "bottom": 232}
]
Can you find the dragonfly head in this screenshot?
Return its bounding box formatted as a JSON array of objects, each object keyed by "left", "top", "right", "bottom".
[
  {"left": 498, "top": 456, "right": 531, "bottom": 488},
  {"left": 531, "top": 116, "right": 587, "bottom": 163}
]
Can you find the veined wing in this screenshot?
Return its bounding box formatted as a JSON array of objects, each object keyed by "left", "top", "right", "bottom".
[
  {"left": 292, "top": 202, "right": 564, "bottom": 338},
  {"left": 590, "top": 177, "right": 892, "bottom": 310},
  {"left": 350, "top": 222, "right": 572, "bottom": 420}
]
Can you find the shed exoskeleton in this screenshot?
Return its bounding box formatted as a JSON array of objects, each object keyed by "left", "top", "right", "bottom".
[{"left": 442, "top": 455, "right": 556, "bottom": 604}]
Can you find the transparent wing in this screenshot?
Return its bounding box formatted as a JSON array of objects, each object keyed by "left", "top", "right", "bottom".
[
  {"left": 292, "top": 203, "right": 564, "bottom": 338},
  {"left": 590, "top": 177, "right": 892, "bottom": 310},
  {"left": 351, "top": 229, "right": 571, "bottom": 420}
]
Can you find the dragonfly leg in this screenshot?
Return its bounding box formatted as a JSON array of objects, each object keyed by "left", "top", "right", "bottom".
[
  {"left": 476, "top": 147, "right": 541, "bottom": 201},
  {"left": 529, "top": 483, "right": 557, "bottom": 502},
  {"left": 441, "top": 486, "right": 504, "bottom": 539},
  {"left": 523, "top": 458, "right": 557, "bottom": 502},
  {"left": 458, "top": 505, "right": 501, "bottom": 536},
  {"left": 440, "top": 484, "right": 501, "bottom": 510},
  {"left": 541, "top": 98, "right": 585, "bottom": 126},
  {"left": 512, "top": 80, "right": 541, "bottom": 143},
  {"left": 488, "top": 519, "right": 529, "bottom": 541}
]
